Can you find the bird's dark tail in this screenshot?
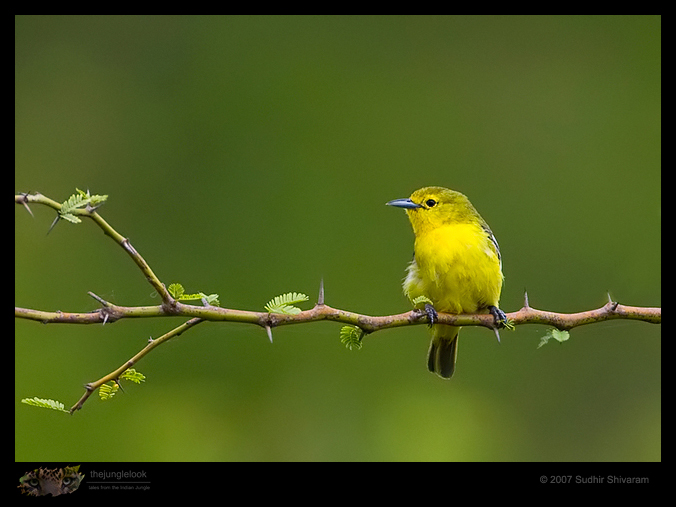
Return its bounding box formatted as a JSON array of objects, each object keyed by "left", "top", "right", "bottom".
[{"left": 427, "top": 325, "right": 460, "bottom": 379}]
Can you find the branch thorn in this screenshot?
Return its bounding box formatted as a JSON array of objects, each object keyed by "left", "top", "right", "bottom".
[
  {"left": 265, "top": 325, "right": 273, "bottom": 343},
  {"left": 47, "top": 215, "right": 60, "bottom": 235},
  {"left": 20, "top": 194, "right": 34, "bottom": 217},
  {"left": 317, "top": 278, "right": 325, "bottom": 306}
]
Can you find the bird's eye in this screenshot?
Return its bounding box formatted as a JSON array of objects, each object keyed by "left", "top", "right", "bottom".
[{"left": 425, "top": 199, "right": 437, "bottom": 208}]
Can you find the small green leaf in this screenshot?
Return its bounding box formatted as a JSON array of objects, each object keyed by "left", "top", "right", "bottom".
[
  {"left": 411, "top": 295, "right": 433, "bottom": 309},
  {"left": 274, "top": 304, "right": 302, "bottom": 315},
  {"left": 199, "top": 293, "right": 220, "bottom": 306},
  {"left": 61, "top": 193, "right": 86, "bottom": 214},
  {"left": 340, "top": 325, "right": 364, "bottom": 351},
  {"left": 86, "top": 194, "right": 108, "bottom": 207},
  {"left": 537, "top": 328, "right": 570, "bottom": 349},
  {"left": 99, "top": 383, "right": 119, "bottom": 401},
  {"left": 59, "top": 213, "right": 82, "bottom": 224},
  {"left": 21, "top": 397, "right": 69, "bottom": 413},
  {"left": 168, "top": 283, "right": 185, "bottom": 298},
  {"left": 120, "top": 368, "right": 146, "bottom": 384},
  {"left": 265, "top": 292, "right": 309, "bottom": 314}
]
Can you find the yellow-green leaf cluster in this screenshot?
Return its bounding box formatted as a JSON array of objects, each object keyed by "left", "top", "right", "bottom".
[
  {"left": 99, "top": 382, "right": 119, "bottom": 401},
  {"left": 99, "top": 369, "right": 146, "bottom": 401},
  {"left": 410, "top": 295, "right": 433, "bottom": 309},
  {"left": 265, "top": 292, "right": 309, "bottom": 315},
  {"left": 120, "top": 368, "right": 145, "bottom": 384},
  {"left": 20, "top": 397, "right": 69, "bottom": 413},
  {"left": 340, "top": 325, "right": 364, "bottom": 350},
  {"left": 59, "top": 188, "right": 108, "bottom": 224}
]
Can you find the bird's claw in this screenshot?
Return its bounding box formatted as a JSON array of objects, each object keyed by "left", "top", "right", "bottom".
[
  {"left": 424, "top": 303, "right": 438, "bottom": 328},
  {"left": 488, "top": 305, "right": 508, "bottom": 328},
  {"left": 488, "top": 306, "right": 513, "bottom": 343}
]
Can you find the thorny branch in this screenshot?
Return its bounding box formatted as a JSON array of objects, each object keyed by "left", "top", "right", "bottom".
[{"left": 15, "top": 192, "right": 661, "bottom": 413}]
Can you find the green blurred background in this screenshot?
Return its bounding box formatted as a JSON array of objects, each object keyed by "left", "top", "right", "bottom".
[{"left": 15, "top": 15, "right": 660, "bottom": 461}]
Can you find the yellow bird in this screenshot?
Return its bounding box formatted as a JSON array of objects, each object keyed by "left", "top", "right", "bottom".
[{"left": 387, "top": 186, "right": 506, "bottom": 379}]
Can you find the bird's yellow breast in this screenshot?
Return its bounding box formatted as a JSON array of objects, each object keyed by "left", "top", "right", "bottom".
[{"left": 404, "top": 223, "right": 503, "bottom": 315}]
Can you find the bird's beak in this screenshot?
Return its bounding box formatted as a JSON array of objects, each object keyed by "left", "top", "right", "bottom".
[{"left": 386, "top": 198, "right": 422, "bottom": 209}]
